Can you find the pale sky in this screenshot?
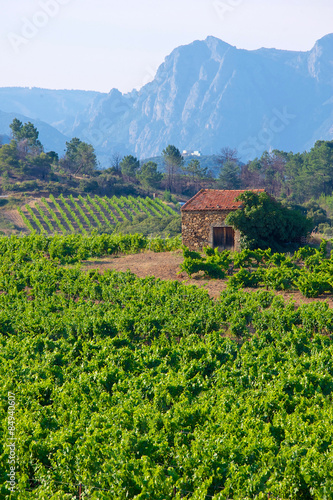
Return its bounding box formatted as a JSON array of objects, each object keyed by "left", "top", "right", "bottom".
[{"left": 1, "top": 0, "right": 333, "bottom": 93}]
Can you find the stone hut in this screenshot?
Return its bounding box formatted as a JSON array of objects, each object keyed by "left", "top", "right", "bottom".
[{"left": 181, "top": 189, "right": 264, "bottom": 251}]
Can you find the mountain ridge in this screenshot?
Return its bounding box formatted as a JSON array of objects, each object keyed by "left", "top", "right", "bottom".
[
  {"left": 71, "top": 33, "right": 333, "bottom": 160},
  {"left": 0, "top": 34, "right": 332, "bottom": 162}
]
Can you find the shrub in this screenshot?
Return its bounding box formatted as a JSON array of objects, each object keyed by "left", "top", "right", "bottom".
[
  {"left": 226, "top": 191, "right": 313, "bottom": 250},
  {"left": 227, "top": 268, "right": 263, "bottom": 288},
  {"left": 296, "top": 272, "right": 333, "bottom": 298},
  {"left": 262, "top": 266, "right": 300, "bottom": 291},
  {"left": 180, "top": 258, "right": 225, "bottom": 279}
]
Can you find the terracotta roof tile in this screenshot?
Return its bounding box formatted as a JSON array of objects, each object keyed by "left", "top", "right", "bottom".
[{"left": 181, "top": 189, "right": 265, "bottom": 211}]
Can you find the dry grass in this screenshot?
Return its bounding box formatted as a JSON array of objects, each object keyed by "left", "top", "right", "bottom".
[{"left": 81, "top": 249, "right": 333, "bottom": 307}]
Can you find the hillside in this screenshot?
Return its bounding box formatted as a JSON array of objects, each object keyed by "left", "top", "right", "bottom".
[
  {"left": 0, "top": 110, "right": 70, "bottom": 155},
  {"left": 1, "top": 34, "right": 332, "bottom": 162},
  {"left": 17, "top": 194, "right": 179, "bottom": 235},
  {"left": 72, "top": 33, "right": 333, "bottom": 160},
  {"left": 0, "top": 87, "right": 102, "bottom": 136},
  {"left": 143, "top": 153, "right": 220, "bottom": 177}
]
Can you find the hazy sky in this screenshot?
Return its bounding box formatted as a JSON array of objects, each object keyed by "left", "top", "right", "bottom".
[{"left": 2, "top": 0, "right": 332, "bottom": 93}]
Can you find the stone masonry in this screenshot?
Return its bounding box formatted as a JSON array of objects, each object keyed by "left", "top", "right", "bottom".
[{"left": 181, "top": 210, "right": 241, "bottom": 251}]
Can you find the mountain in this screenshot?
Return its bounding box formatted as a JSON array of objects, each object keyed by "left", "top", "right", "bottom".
[
  {"left": 0, "top": 87, "right": 103, "bottom": 136},
  {"left": 0, "top": 110, "right": 70, "bottom": 155},
  {"left": 0, "top": 34, "right": 332, "bottom": 162},
  {"left": 71, "top": 34, "right": 333, "bottom": 161}
]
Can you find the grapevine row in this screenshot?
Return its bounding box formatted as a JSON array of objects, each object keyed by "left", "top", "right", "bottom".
[
  {"left": 35, "top": 202, "right": 56, "bottom": 233},
  {"left": 49, "top": 194, "right": 76, "bottom": 232},
  {"left": 87, "top": 195, "right": 114, "bottom": 228},
  {"left": 20, "top": 195, "right": 178, "bottom": 234},
  {"left": 78, "top": 195, "right": 103, "bottom": 229},
  {"left": 59, "top": 194, "right": 87, "bottom": 234},
  {"left": 25, "top": 205, "right": 46, "bottom": 233},
  {"left": 69, "top": 195, "right": 93, "bottom": 230},
  {"left": 154, "top": 197, "right": 177, "bottom": 215},
  {"left": 41, "top": 197, "right": 67, "bottom": 233},
  {"left": 97, "top": 197, "right": 119, "bottom": 224},
  {"left": 118, "top": 196, "right": 134, "bottom": 220},
  {"left": 18, "top": 207, "right": 35, "bottom": 232},
  {"left": 104, "top": 197, "right": 128, "bottom": 221},
  {"left": 0, "top": 232, "right": 332, "bottom": 499},
  {"left": 144, "top": 197, "right": 164, "bottom": 217}
]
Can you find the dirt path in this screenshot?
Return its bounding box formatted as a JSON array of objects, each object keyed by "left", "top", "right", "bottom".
[
  {"left": 82, "top": 250, "right": 333, "bottom": 307},
  {"left": 82, "top": 250, "right": 228, "bottom": 297}
]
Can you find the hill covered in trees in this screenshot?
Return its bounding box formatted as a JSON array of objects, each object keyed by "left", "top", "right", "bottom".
[{"left": 1, "top": 117, "right": 333, "bottom": 237}]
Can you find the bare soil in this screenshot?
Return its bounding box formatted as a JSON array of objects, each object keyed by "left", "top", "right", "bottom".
[
  {"left": 82, "top": 250, "right": 333, "bottom": 308},
  {"left": 4, "top": 210, "right": 26, "bottom": 229}
]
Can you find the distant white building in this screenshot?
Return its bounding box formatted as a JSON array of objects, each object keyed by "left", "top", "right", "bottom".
[{"left": 182, "top": 150, "right": 202, "bottom": 157}]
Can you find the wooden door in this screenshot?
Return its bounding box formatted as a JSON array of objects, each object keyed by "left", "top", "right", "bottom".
[{"left": 213, "top": 226, "right": 234, "bottom": 250}]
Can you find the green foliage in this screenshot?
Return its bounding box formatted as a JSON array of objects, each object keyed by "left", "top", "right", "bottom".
[
  {"left": 162, "top": 145, "right": 183, "bottom": 166},
  {"left": 203, "top": 246, "right": 232, "bottom": 270},
  {"left": 180, "top": 240, "right": 333, "bottom": 298},
  {"left": 62, "top": 137, "right": 97, "bottom": 175},
  {"left": 1, "top": 236, "right": 333, "bottom": 497},
  {"left": 180, "top": 247, "right": 226, "bottom": 279},
  {"left": 0, "top": 232, "right": 180, "bottom": 264},
  {"left": 226, "top": 191, "right": 312, "bottom": 251},
  {"left": 228, "top": 267, "right": 263, "bottom": 288},
  {"left": 120, "top": 155, "right": 140, "bottom": 180},
  {"left": 244, "top": 141, "right": 333, "bottom": 203},
  {"left": 115, "top": 214, "right": 181, "bottom": 238},
  {"left": 20, "top": 195, "right": 177, "bottom": 236},
  {"left": 79, "top": 178, "right": 99, "bottom": 192},
  {"left": 182, "top": 158, "right": 208, "bottom": 194},
  {"left": 137, "top": 161, "right": 162, "bottom": 190},
  {"left": 0, "top": 141, "right": 19, "bottom": 172},
  {"left": 233, "top": 248, "right": 272, "bottom": 268},
  {"left": 296, "top": 271, "right": 333, "bottom": 298},
  {"left": 293, "top": 245, "right": 316, "bottom": 261},
  {"left": 317, "top": 222, "right": 333, "bottom": 237},
  {"left": 162, "top": 145, "right": 184, "bottom": 192},
  {"left": 10, "top": 118, "right": 42, "bottom": 152},
  {"left": 261, "top": 265, "right": 300, "bottom": 291},
  {"left": 163, "top": 190, "right": 172, "bottom": 202},
  {"left": 218, "top": 159, "right": 241, "bottom": 189},
  {"left": 183, "top": 247, "right": 203, "bottom": 260},
  {"left": 302, "top": 200, "right": 328, "bottom": 226}
]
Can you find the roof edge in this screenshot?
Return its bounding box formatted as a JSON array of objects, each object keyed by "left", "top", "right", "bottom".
[
  {"left": 181, "top": 189, "right": 266, "bottom": 211},
  {"left": 180, "top": 189, "right": 206, "bottom": 211}
]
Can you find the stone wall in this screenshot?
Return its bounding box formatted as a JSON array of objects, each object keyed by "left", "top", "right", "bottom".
[{"left": 181, "top": 210, "right": 241, "bottom": 251}]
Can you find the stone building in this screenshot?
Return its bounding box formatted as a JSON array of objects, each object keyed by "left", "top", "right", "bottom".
[{"left": 181, "top": 189, "right": 264, "bottom": 251}]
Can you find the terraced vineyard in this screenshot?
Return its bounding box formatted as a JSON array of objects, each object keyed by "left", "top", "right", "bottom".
[{"left": 18, "top": 195, "right": 177, "bottom": 234}]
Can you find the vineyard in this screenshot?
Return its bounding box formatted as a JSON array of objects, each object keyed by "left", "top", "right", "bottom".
[
  {"left": 1, "top": 234, "right": 333, "bottom": 498},
  {"left": 179, "top": 242, "right": 333, "bottom": 298},
  {"left": 17, "top": 195, "right": 177, "bottom": 234}
]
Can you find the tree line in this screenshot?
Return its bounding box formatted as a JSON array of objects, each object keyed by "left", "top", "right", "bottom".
[
  {"left": 115, "top": 139, "right": 333, "bottom": 206},
  {"left": 0, "top": 119, "right": 207, "bottom": 198},
  {"left": 2, "top": 118, "right": 333, "bottom": 207},
  {"left": 225, "top": 141, "right": 333, "bottom": 204},
  {"left": 109, "top": 145, "right": 210, "bottom": 196},
  {"left": 1, "top": 118, "right": 97, "bottom": 175}
]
